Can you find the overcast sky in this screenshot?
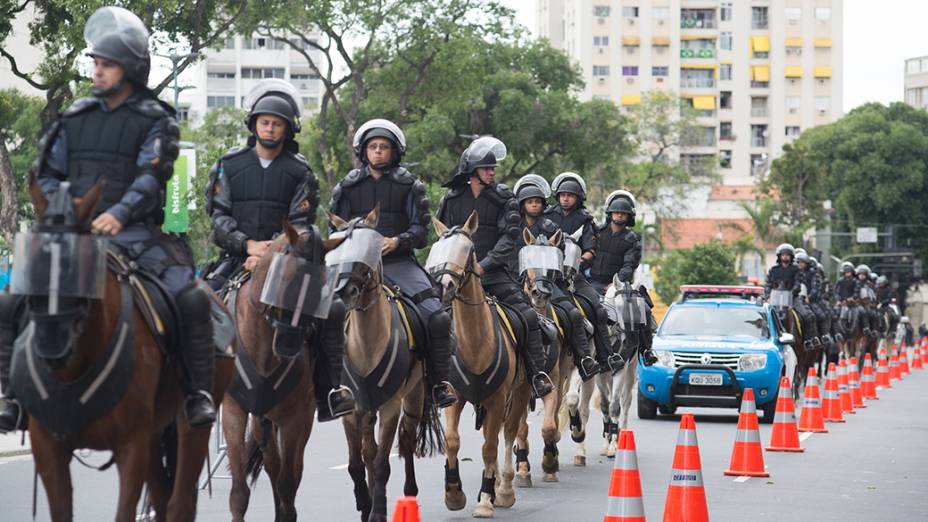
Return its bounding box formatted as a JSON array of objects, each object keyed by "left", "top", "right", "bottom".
[{"left": 502, "top": 0, "right": 928, "bottom": 113}]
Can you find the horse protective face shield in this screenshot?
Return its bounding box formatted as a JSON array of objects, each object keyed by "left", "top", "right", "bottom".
[
  {"left": 768, "top": 289, "right": 793, "bottom": 309},
  {"left": 325, "top": 226, "right": 384, "bottom": 295},
  {"left": 11, "top": 232, "right": 107, "bottom": 302},
  {"left": 425, "top": 231, "right": 472, "bottom": 277},
  {"left": 607, "top": 282, "right": 649, "bottom": 331},
  {"left": 259, "top": 253, "right": 335, "bottom": 320},
  {"left": 562, "top": 239, "right": 582, "bottom": 280},
  {"left": 519, "top": 245, "right": 564, "bottom": 296}
]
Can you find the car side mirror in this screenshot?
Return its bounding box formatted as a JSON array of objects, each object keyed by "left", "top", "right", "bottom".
[{"left": 778, "top": 333, "right": 795, "bottom": 346}]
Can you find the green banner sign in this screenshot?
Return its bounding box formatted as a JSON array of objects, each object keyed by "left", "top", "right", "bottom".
[{"left": 163, "top": 148, "right": 195, "bottom": 233}]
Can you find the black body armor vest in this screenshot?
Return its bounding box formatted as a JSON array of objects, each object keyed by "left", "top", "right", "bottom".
[
  {"left": 223, "top": 149, "right": 306, "bottom": 241},
  {"left": 589, "top": 227, "right": 636, "bottom": 283}
]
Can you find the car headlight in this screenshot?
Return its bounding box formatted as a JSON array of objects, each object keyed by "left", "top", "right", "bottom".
[
  {"left": 738, "top": 353, "right": 768, "bottom": 371},
  {"left": 654, "top": 350, "right": 675, "bottom": 368}
]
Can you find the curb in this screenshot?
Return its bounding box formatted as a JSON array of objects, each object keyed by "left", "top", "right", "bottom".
[{"left": 0, "top": 448, "right": 31, "bottom": 458}]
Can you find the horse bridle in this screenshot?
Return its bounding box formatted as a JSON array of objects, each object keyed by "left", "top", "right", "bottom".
[{"left": 431, "top": 228, "right": 485, "bottom": 307}]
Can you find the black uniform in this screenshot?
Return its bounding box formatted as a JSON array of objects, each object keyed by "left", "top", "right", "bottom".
[
  {"left": 764, "top": 263, "right": 800, "bottom": 298},
  {"left": 794, "top": 264, "right": 822, "bottom": 346},
  {"left": 588, "top": 224, "right": 641, "bottom": 294}
]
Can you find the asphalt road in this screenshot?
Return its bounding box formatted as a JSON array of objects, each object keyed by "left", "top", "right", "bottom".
[{"left": 2, "top": 366, "right": 927, "bottom": 521}]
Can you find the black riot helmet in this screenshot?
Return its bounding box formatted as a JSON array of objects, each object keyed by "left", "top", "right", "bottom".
[
  {"left": 352, "top": 119, "right": 406, "bottom": 169},
  {"left": 551, "top": 172, "right": 587, "bottom": 205},
  {"left": 514, "top": 174, "right": 551, "bottom": 217},
  {"left": 243, "top": 79, "right": 303, "bottom": 149},
  {"left": 83, "top": 6, "right": 151, "bottom": 96},
  {"left": 444, "top": 136, "right": 507, "bottom": 188},
  {"left": 604, "top": 190, "right": 637, "bottom": 226}
]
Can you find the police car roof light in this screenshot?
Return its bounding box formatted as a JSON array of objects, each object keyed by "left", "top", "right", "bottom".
[{"left": 680, "top": 285, "right": 764, "bottom": 302}]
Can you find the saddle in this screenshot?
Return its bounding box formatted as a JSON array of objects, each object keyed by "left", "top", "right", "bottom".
[{"left": 449, "top": 300, "right": 518, "bottom": 405}]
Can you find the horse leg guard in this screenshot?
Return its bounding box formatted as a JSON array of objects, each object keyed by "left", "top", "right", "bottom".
[
  {"left": 542, "top": 442, "right": 559, "bottom": 480},
  {"left": 317, "top": 297, "right": 355, "bottom": 422},
  {"left": 0, "top": 293, "right": 25, "bottom": 433},
  {"left": 176, "top": 284, "right": 217, "bottom": 428},
  {"left": 513, "top": 447, "right": 532, "bottom": 488},
  {"left": 444, "top": 460, "right": 466, "bottom": 511},
  {"left": 426, "top": 311, "right": 456, "bottom": 409}
]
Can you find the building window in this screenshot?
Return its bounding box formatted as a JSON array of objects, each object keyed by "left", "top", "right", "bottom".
[
  {"left": 720, "top": 64, "right": 732, "bottom": 81},
  {"left": 786, "top": 45, "right": 802, "bottom": 56},
  {"left": 720, "top": 122, "right": 733, "bottom": 140},
  {"left": 622, "top": 66, "right": 638, "bottom": 76},
  {"left": 751, "top": 153, "right": 768, "bottom": 176},
  {"left": 681, "top": 9, "right": 716, "bottom": 29},
  {"left": 593, "top": 5, "right": 611, "bottom": 17},
  {"left": 622, "top": 6, "right": 639, "bottom": 18},
  {"left": 785, "top": 126, "right": 801, "bottom": 139},
  {"left": 207, "top": 72, "right": 235, "bottom": 79},
  {"left": 752, "top": 7, "right": 769, "bottom": 30},
  {"left": 906, "top": 88, "right": 918, "bottom": 105},
  {"left": 786, "top": 96, "right": 801, "bottom": 112},
  {"left": 222, "top": 38, "right": 235, "bottom": 49},
  {"left": 652, "top": 66, "right": 669, "bottom": 77},
  {"left": 652, "top": 7, "right": 669, "bottom": 19},
  {"left": 206, "top": 95, "right": 236, "bottom": 108},
  {"left": 684, "top": 126, "right": 717, "bottom": 147},
  {"left": 815, "top": 96, "right": 830, "bottom": 112},
  {"left": 680, "top": 68, "right": 714, "bottom": 88},
  {"left": 720, "top": 150, "right": 732, "bottom": 168},
  {"left": 301, "top": 96, "right": 318, "bottom": 108},
  {"left": 815, "top": 8, "right": 832, "bottom": 21},
  {"left": 241, "top": 67, "right": 285, "bottom": 79},
  {"left": 785, "top": 8, "right": 801, "bottom": 22},
  {"left": 290, "top": 72, "right": 320, "bottom": 80},
  {"left": 721, "top": 2, "right": 733, "bottom": 22},
  {"left": 720, "top": 91, "right": 732, "bottom": 109},
  {"left": 751, "top": 124, "right": 768, "bottom": 147},
  {"left": 681, "top": 38, "right": 716, "bottom": 58},
  {"left": 593, "top": 35, "right": 610, "bottom": 46},
  {"left": 751, "top": 96, "right": 768, "bottom": 117},
  {"left": 720, "top": 32, "right": 733, "bottom": 51},
  {"left": 593, "top": 65, "right": 610, "bottom": 76},
  {"left": 176, "top": 107, "right": 190, "bottom": 121}
]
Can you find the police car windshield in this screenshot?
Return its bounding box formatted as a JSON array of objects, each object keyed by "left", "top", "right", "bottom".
[{"left": 659, "top": 306, "right": 770, "bottom": 340}]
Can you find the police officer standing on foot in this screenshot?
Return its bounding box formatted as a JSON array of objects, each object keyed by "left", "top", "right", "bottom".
[
  {"left": 204, "top": 79, "right": 355, "bottom": 422},
  {"left": 0, "top": 6, "right": 216, "bottom": 432},
  {"left": 588, "top": 190, "right": 658, "bottom": 367},
  {"left": 513, "top": 174, "right": 601, "bottom": 381},
  {"left": 436, "top": 137, "right": 554, "bottom": 398},
  {"left": 330, "top": 119, "right": 456, "bottom": 409},
  {"left": 544, "top": 172, "right": 622, "bottom": 371}
]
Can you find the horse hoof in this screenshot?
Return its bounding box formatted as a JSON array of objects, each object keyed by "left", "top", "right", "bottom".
[
  {"left": 542, "top": 473, "right": 559, "bottom": 483},
  {"left": 513, "top": 473, "right": 533, "bottom": 488},
  {"left": 570, "top": 430, "right": 586, "bottom": 443},
  {"left": 473, "top": 493, "right": 495, "bottom": 518},
  {"left": 494, "top": 487, "right": 516, "bottom": 508},
  {"left": 574, "top": 455, "right": 586, "bottom": 467},
  {"left": 445, "top": 489, "right": 467, "bottom": 511}
]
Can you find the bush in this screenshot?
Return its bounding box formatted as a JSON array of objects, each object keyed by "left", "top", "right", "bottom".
[{"left": 654, "top": 240, "right": 740, "bottom": 304}]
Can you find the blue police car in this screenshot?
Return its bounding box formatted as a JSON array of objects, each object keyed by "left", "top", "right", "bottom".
[{"left": 637, "top": 285, "right": 793, "bottom": 423}]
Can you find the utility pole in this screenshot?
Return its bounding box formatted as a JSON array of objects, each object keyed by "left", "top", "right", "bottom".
[{"left": 155, "top": 52, "right": 200, "bottom": 109}]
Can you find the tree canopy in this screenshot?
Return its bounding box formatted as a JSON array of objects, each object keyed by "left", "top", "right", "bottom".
[{"left": 654, "top": 240, "right": 740, "bottom": 305}]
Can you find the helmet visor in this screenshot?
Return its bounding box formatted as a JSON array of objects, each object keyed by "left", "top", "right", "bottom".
[
  {"left": 84, "top": 6, "right": 149, "bottom": 59},
  {"left": 464, "top": 137, "right": 507, "bottom": 167}
]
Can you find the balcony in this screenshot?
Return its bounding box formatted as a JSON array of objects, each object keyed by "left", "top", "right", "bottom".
[
  {"left": 681, "top": 10, "right": 717, "bottom": 30},
  {"left": 681, "top": 78, "right": 716, "bottom": 89},
  {"left": 751, "top": 136, "right": 768, "bottom": 147},
  {"left": 680, "top": 48, "right": 715, "bottom": 59},
  {"left": 751, "top": 107, "right": 768, "bottom": 117}
]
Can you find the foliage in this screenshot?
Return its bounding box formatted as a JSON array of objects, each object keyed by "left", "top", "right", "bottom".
[
  {"left": 0, "top": 89, "right": 43, "bottom": 243},
  {"left": 654, "top": 240, "right": 739, "bottom": 304}
]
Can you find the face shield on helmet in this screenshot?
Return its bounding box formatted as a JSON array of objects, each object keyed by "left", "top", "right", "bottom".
[
  {"left": 353, "top": 119, "right": 406, "bottom": 169},
  {"left": 551, "top": 172, "right": 587, "bottom": 209},
  {"left": 445, "top": 136, "right": 507, "bottom": 188},
  {"left": 514, "top": 174, "right": 551, "bottom": 217},
  {"left": 605, "top": 190, "right": 637, "bottom": 227},
  {"left": 83, "top": 6, "right": 151, "bottom": 96}
]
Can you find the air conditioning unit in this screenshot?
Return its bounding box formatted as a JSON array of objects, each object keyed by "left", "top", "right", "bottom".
[
  {"left": 626, "top": 78, "right": 635, "bottom": 84},
  {"left": 628, "top": 19, "right": 636, "bottom": 25},
  {"left": 656, "top": 77, "right": 665, "bottom": 83},
  {"left": 626, "top": 47, "right": 634, "bottom": 54},
  {"left": 658, "top": 20, "right": 665, "bottom": 26},
  {"left": 818, "top": 79, "right": 827, "bottom": 85},
  {"left": 656, "top": 47, "right": 665, "bottom": 54},
  {"left": 599, "top": 78, "right": 606, "bottom": 84},
  {"left": 598, "top": 48, "right": 604, "bottom": 54},
  {"left": 598, "top": 18, "right": 605, "bottom": 25},
  {"left": 818, "top": 109, "right": 827, "bottom": 114},
  {"left": 789, "top": 108, "right": 797, "bottom": 114}
]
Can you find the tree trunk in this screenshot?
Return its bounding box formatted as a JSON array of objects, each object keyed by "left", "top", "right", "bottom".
[{"left": 0, "top": 140, "right": 17, "bottom": 245}]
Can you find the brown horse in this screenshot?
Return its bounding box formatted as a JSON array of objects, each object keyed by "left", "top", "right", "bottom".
[
  {"left": 221, "top": 220, "right": 340, "bottom": 522},
  {"left": 429, "top": 212, "right": 527, "bottom": 518},
  {"left": 21, "top": 178, "right": 233, "bottom": 522},
  {"left": 328, "top": 208, "right": 440, "bottom": 522},
  {"left": 513, "top": 227, "right": 572, "bottom": 485}
]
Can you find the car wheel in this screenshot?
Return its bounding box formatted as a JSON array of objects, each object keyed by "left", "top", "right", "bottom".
[
  {"left": 658, "top": 404, "right": 677, "bottom": 415},
  {"left": 637, "top": 393, "right": 658, "bottom": 419},
  {"left": 759, "top": 398, "right": 777, "bottom": 424}
]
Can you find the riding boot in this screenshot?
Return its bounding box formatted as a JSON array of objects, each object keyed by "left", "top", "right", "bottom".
[
  {"left": 563, "top": 305, "right": 600, "bottom": 381},
  {"left": 426, "top": 311, "right": 457, "bottom": 409},
  {"left": 176, "top": 285, "right": 217, "bottom": 428},
  {"left": 317, "top": 297, "right": 355, "bottom": 422},
  {"left": 0, "top": 293, "right": 25, "bottom": 433},
  {"left": 591, "top": 305, "right": 619, "bottom": 372},
  {"left": 524, "top": 319, "right": 554, "bottom": 398}
]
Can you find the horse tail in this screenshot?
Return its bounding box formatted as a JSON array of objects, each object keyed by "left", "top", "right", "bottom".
[
  {"left": 244, "top": 416, "right": 272, "bottom": 487},
  {"left": 414, "top": 393, "right": 446, "bottom": 458}
]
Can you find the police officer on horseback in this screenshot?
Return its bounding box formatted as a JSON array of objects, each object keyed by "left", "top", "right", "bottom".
[
  {"left": 330, "top": 119, "right": 456, "bottom": 409},
  {"left": 436, "top": 137, "right": 555, "bottom": 398},
  {"left": 0, "top": 6, "right": 215, "bottom": 432},
  {"left": 588, "top": 190, "right": 658, "bottom": 367},
  {"left": 855, "top": 264, "right": 878, "bottom": 338},
  {"left": 793, "top": 250, "right": 823, "bottom": 350},
  {"left": 204, "top": 79, "right": 354, "bottom": 422},
  {"left": 513, "top": 174, "right": 601, "bottom": 381},
  {"left": 543, "top": 173, "right": 621, "bottom": 371}
]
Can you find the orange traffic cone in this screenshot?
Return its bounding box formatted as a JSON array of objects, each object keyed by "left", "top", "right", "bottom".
[
  {"left": 876, "top": 349, "right": 891, "bottom": 389},
  {"left": 899, "top": 347, "right": 910, "bottom": 375},
  {"left": 822, "top": 363, "right": 845, "bottom": 423},
  {"left": 391, "top": 497, "right": 420, "bottom": 522},
  {"left": 798, "top": 367, "right": 828, "bottom": 433},
  {"left": 724, "top": 388, "right": 769, "bottom": 477},
  {"left": 911, "top": 345, "right": 924, "bottom": 370},
  {"left": 860, "top": 354, "right": 879, "bottom": 400},
  {"left": 837, "top": 360, "right": 855, "bottom": 414},
  {"left": 663, "top": 414, "right": 709, "bottom": 522},
  {"left": 921, "top": 342, "right": 928, "bottom": 366},
  {"left": 848, "top": 357, "right": 865, "bottom": 408},
  {"left": 604, "top": 430, "right": 646, "bottom": 522},
  {"left": 889, "top": 351, "right": 901, "bottom": 381},
  {"left": 765, "top": 377, "right": 804, "bottom": 452}
]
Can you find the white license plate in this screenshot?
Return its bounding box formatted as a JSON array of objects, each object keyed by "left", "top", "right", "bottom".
[{"left": 688, "top": 373, "right": 723, "bottom": 386}]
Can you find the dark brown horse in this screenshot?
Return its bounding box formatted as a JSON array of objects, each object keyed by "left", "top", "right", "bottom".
[
  {"left": 22, "top": 178, "right": 233, "bottom": 522},
  {"left": 221, "top": 221, "right": 340, "bottom": 522}
]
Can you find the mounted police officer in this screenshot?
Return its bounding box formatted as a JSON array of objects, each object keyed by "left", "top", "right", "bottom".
[
  {"left": 543, "top": 173, "right": 620, "bottom": 371},
  {"left": 764, "top": 244, "right": 799, "bottom": 299},
  {"left": 588, "top": 190, "right": 657, "bottom": 367},
  {"left": 204, "top": 79, "right": 354, "bottom": 421},
  {"left": 330, "top": 119, "right": 455, "bottom": 409},
  {"left": 513, "top": 175, "right": 600, "bottom": 381},
  {"left": 0, "top": 6, "right": 215, "bottom": 432},
  {"left": 436, "top": 137, "right": 554, "bottom": 398},
  {"left": 876, "top": 274, "right": 898, "bottom": 336},
  {"left": 834, "top": 261, "right": 860, "bottom": 338},
  {"left": 856, "top": 264, "right": 878, "bottom": 338},
  {"left": 793, "top": 251, "right": 822, "bottom": 350}
]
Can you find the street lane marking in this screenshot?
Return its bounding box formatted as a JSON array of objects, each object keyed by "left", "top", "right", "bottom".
[
  {"left": 799, "top": 432, "right": 813, "bottom": 442},
  {"left": 733, "top": 476, "right": 750, "bottom": 483},
  {"left": 330, "top": 452, "right": 399, "bottom": 471}
]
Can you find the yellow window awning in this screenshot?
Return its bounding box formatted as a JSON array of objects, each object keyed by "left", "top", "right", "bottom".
[
  {"left": 622, "top": 36, "right": 640, "bottom": 46},
  {"left": 652, "top": 36, "right": 671, "bottom": 46},
  {"left": 681, "top": 63, "right": 718, "bottom": 69},
  {"left": 814, "top": 38, "right": 833, "bottom": 47},
  {"left": 620, "top": 95, "right": 641, "bottom": 106},
  {"left": 692, "top": 96, "right": 716, "bottom": 110},
  {"left": 814, "top": 66, "right": 832, "bottom": 78},
  {"left": 751, "top": 35, "right": 770, "bottom": 53},
  {"left": 785, "top": 66, "right": 803, "bottom": 78},
  {"left": 681, "top": 34, "right": 719, "bottom": 41},
  {"left": 785, "top": 37, "right": 803, "bottom": 47},
  {"left": 751, "top": 65, "right": 770, "bottom": 82}
]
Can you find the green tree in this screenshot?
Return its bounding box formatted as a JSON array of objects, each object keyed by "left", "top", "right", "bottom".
[
  {"left": 0, "top": 89, "right": 43, "bottom": 244},
  {"left": 654, "top": 240, "right": 739, "bottom": 304}
]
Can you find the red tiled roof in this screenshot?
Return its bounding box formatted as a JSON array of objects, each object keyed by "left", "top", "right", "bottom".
[
  {"left": 660, "top": 218, "right": 755, "bottom": 250},
  {"left": 708, "top": 185, "right": 757, "bottom": 201}
]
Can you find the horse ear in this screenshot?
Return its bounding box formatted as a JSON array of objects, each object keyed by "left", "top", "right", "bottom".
[
  {"left": 364, "top": 203, "right": 380, "bottom": 227},
  {"left": 322, "top": 236, "right": 346, "bottom": 252},
  {"left": 431, "top": 216, "right": 448, "bottom": 236},
  {"left": 550, "top": 229, "right": 562, "bottom": 247},
  {"left": 522, "top": 226, "right": 535, "bottom": 246},
  {"left": 463, "top": 210, "right": 479, "bottom": 236},
  {"left": 74, "top": 179, "right": 104, "bottom": 223},
  {"left": 327, "top": 208, "right": 348, "bottom": 231},
  {"left": 569, "top": 227, "right": 582, "bottom": 243},
  {"left": 282, "top": 217, "right": 300, "bottom": 246},
  {"left": 28, "top": 172, "right": 48, "bottom": 219}
]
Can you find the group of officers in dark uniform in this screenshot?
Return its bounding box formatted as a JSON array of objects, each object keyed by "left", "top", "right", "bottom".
[
  {"left": 764, "top": 243, "right": 899, "bottom": 355},
  {"left": 0, "top": 6, "right": 657, "bottom": 434}
]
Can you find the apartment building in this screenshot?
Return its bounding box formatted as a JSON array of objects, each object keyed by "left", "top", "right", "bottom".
[
  {"left": 536, "top": 0, "right": 843, "bottom": 197},
  {"left": 175, "top": 33, "right": 323, "bottom": 124},
  {"left": 904, "top": 56, "right": 928, "bottom": 110}
]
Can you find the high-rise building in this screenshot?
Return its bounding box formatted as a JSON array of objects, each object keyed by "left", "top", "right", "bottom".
[
  {"left": 536, "top": 1, "right": 842, "bottom": 186},
  {"left": 904, "top": 56, "right": 928, "bottom": 110},
  {"left": 175, "top": 33, "right": 324, "bottom": 124}
]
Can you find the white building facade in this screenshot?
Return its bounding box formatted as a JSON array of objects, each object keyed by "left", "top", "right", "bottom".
[{"left": 904, "top": 56, "right": 928, "bottom": 110}]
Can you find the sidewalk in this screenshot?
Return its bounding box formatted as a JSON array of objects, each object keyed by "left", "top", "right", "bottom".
[{"left": 0, "top": 431, "right": 30, "bottom": 457}]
